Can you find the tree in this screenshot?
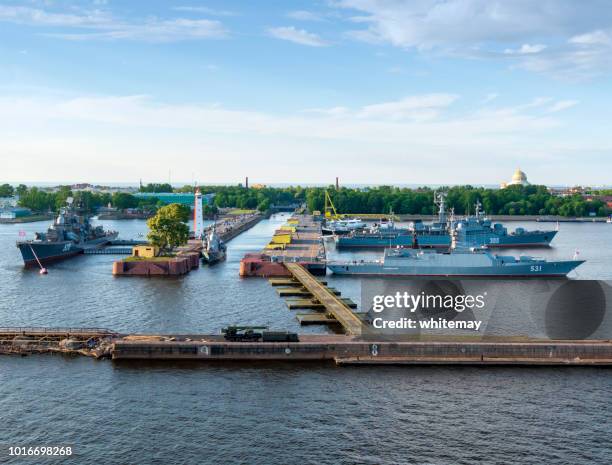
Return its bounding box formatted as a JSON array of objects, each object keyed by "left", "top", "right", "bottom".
[
  {"left": 146, "top": 203, "right": 190, "bottom": 253},
  {"left": 140, "top": 183, "right": 173, "bottom": 193},
  {"left": 15, "top": 184, "right": 27, "bottom": 197},
  {"left": 112, "top": 192, "right": 139, "bottom": 210},
  {"left": 0, "top": 183, "right": 14, "bottom": 197},
  {"left": 257, "top": 199, "right": 270, "bottom": 212}
]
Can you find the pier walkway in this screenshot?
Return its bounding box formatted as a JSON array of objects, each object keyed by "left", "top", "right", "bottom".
[{"left": 284, "top": 263, "right": 367, "bottom": 336}]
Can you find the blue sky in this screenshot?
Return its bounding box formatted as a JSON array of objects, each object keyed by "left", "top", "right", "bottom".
[{"left": 1, "top": 0, "right": 612, "bottom": 186}]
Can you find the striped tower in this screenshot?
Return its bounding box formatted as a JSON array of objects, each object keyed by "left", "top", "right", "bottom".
[{"left": 193, "top": 188, "right": 204, "bottom": 239}]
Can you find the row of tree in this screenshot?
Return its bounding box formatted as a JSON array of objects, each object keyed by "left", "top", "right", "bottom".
[
  {"left": 8, "top": 183, "right": 609, "bottom": 217},
  {"left": 16, "top": 187, "right": 160, "bottom": 213},
  {"left": 173, "top": 184, "right": 605, "bottom": 217},
  {"left": 304, "top": 185, "right": 608, "bottom": 217}
]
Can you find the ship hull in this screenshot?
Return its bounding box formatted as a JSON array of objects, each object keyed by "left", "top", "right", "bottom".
[
  {"left": 327, "top": 260, "right": 583, "bottom": 277},
  {"left": 459, "top": 230, "right": 557, "bottom": 248},
  {"left": 336, "top": 230, "right": 556, "bottom": 249},
  {"left": 202, "top": 250, "right": 226, "bottom": 265},
  {"left": 17, "top": 233, "right": 118, "bottom": 267},
  {"left": 18, "top": 241, "right": 83, "bottom": 268},
  {"left": 337, "top": 234, "right": 450, "bottom": 248}
]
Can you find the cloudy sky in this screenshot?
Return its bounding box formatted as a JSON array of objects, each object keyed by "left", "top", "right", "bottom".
[{"left": 1, "top": 0, "right": 611, "bottom": 185}]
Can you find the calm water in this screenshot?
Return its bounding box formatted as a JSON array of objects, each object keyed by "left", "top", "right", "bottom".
[{"left": 1, "top": 216, "right": 611, "bottom": 464}]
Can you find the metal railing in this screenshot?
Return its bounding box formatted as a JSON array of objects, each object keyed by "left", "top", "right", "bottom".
[{"left": 0, "top": 327, "right": 117, "bottom": 335}]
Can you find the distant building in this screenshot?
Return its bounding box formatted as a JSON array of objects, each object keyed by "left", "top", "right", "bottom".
[
  {"left": 548, "top": 186, "right": 589, "bottom": 197},
  {"left": 501, "top": 168, "right": 530, "bottom": 188},
  {"left": 0, "top": 207, "right": 31, "bottom": 219},
  {"left": 134, "top": 192, "right": 215, "bottom": 208},
  {"left": 0, "top": 196, "right": 18, "bottom": 209}
]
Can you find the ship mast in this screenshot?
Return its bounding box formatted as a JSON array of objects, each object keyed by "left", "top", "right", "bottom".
[{"left": 434, "top": 191, "right": 447, "bottom": 224}]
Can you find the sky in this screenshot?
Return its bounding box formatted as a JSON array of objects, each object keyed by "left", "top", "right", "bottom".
[{"left": 1, "top": 0, "right": 612, "bottom": 186}]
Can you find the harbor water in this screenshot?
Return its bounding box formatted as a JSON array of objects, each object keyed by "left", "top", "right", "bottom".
[{"left": 1, "top": 215, "right": 612, "bottom": 464}]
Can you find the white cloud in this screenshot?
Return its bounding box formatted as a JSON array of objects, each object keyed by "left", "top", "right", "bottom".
[
  {"left": 0, "top": 92, "right": 600, "bottom": 184},
  {"left": 547, "top": 100, "right": 579, "bottom": 113},
  {"left": 287, "top": 10, "right": 324, "bottom": 22},
  {"left": 482, "top": 93, "right": 499, "bottom": 104},
  {"left": 267, "top": 26, "right": 328, "bottom": 47},
  {"left": 47, "top": 18, "right": 227, "bottom": 42},
  {"left": 335, "top": 0, "right": 612, "bottom": 78},
  {"left": 303, "top": 106, "right": 350, "bottom": 117},
  {"left": 0, "top": 5, "right": 109, "bottom": 26},
  {"left": 0, "top": 5, "right": 228, "bottom": 42},
  {"left": 357, "top": 94, "right": 458, "bottom": 121},
  {"left": 569, "top": 30, "right": 611, "bottom": 45},
  {"left": 504, "top": 44, "right": 547, "bottom": 55},
  {"left": 173, "top": 6, "right": 236, "bottom": 17}
]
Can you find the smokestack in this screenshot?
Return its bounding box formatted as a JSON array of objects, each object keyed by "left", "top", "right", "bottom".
[
  {"left": 335, "top": 177, "right": 339, "bottom": 190},
  {"left": 245, "top": 176, "right": 249, "bottom": 189}
]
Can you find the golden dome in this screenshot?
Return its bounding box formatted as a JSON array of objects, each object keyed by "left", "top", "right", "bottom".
[{"left": 512, "top": 168, "right": 527, "bottom": 183}]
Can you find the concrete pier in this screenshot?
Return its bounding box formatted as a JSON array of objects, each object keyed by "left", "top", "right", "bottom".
[
  {"left": 3, "top": 328, "right": 612, "bottom": 366},
  {"left": 111, "top": 334, "right": 612, "bottom": 366}
]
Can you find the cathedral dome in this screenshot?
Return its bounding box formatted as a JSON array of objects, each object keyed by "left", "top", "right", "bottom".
[{"left": 512, "top": 169, "right": 527, "bottom": 183}]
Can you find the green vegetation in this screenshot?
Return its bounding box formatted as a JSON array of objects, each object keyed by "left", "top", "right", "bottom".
[
  {"left": 124, "top": 255, "right": 175, "bottom": 262},
  {"left": 227, "top": 209, "right": 258, "bottom": 215},
  {"left": 302, "top": 185, "right": 606, "bottom": 217},
  {"left": 146, "top": 203, "right": 190, "bottom": 252},
  {"left": 10, "top": 183, "right": 608, "bottom": 218},
  {"left": 16, "top": 187, "right": 159, "bottom": 214},
  {"left": 0, "top": 183, "right": 14, "bottom": 197},
  {"left": 139, "top": 183, "right": 173, "bottom": 193},
  {"left": 189, "top": 184, "right": 606, "bottom": 217}
]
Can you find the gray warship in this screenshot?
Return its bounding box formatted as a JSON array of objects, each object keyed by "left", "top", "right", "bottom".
[
  {"left": 17, "top": 198, "right": 118, "bottom": 268},
  {"left": 201, "top": 226, "right": 227, "bottom": 265},
  {"left": 327, "top": 239, "right": 584, "bottom": 278}
]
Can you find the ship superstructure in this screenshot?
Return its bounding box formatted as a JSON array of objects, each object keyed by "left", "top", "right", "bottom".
[
  {"left": 327, "top": 246, "right": 583, "bottom": 278},
  {"left": 17, "top": 198, "right": 118, "bottom": 267},
  {"left": 336, "top": 194, "right": 556, "bottom": 249}
]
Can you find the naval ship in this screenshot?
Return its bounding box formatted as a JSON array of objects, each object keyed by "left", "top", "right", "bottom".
[
  {"left": 327, "top": 245, "right": 584, "bottom": 278},
  {"left": 17, "top": 198, "right": 118, "bottom": 267},
  {"left": 336, "top": 194, "right": 556, "bottom": 249},
  {"left": 201, "top": 226, "right": 227, "bottom": 265}
]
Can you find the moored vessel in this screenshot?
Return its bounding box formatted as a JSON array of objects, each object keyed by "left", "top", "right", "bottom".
[
  {"left": 17, "top": 198, "right": 118, "bottom": 268},
  {"left": 201, "top": 226, "right": 227, "bottom": 265},
  {"left": 327, "top": 244, "right": 584, "bottom": 278},
  {"left": 336, "top": 195, "right": 557, "bottom": 249}
]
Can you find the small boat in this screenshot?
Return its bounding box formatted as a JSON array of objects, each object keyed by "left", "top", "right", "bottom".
[{"left": 322, "top": 218, "right": 367, "bottom": 236}]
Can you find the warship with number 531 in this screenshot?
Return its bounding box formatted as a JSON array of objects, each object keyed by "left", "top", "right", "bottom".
[
  {"left": 17, "top": 198, "right": 118, "bottom": 267},
  {"left": 328, "top": 233, "right": 584, "bottom": 278}
]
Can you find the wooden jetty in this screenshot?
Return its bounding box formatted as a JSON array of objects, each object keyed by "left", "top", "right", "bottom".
[{"left": 284, "top": 263, "right": 368, "bottom": 336}]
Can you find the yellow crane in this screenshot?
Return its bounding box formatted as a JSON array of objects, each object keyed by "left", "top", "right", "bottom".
[{"left": 324, "top": 190, "right": 341, "bottom": 220}]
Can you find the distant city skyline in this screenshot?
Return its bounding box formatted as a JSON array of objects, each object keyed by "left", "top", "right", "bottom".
[{"left": 1, "top": 0, "right": 612, "bottom": 185}]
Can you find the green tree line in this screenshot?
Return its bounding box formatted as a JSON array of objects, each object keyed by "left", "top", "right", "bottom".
[
  {"left": 16, "top": 187, "right": 159, "bottom": 213},
  {"left": 11, "top": 183, "right": 608, "bottom": 217}
]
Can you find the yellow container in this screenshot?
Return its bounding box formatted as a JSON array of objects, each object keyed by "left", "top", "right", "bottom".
[
  {"left": 265, "top": 243, "right": 285, "bottom": 250},
  {"left": 279, "top": 225, "right": 296, "bottom": 232},
  {"left": 271, "top": 233, "right": 292, "bottom": 244}
]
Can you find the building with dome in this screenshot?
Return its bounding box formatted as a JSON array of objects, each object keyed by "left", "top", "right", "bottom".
[{"left": 500, "top": 168, "right": 529, "bottom": 189}]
